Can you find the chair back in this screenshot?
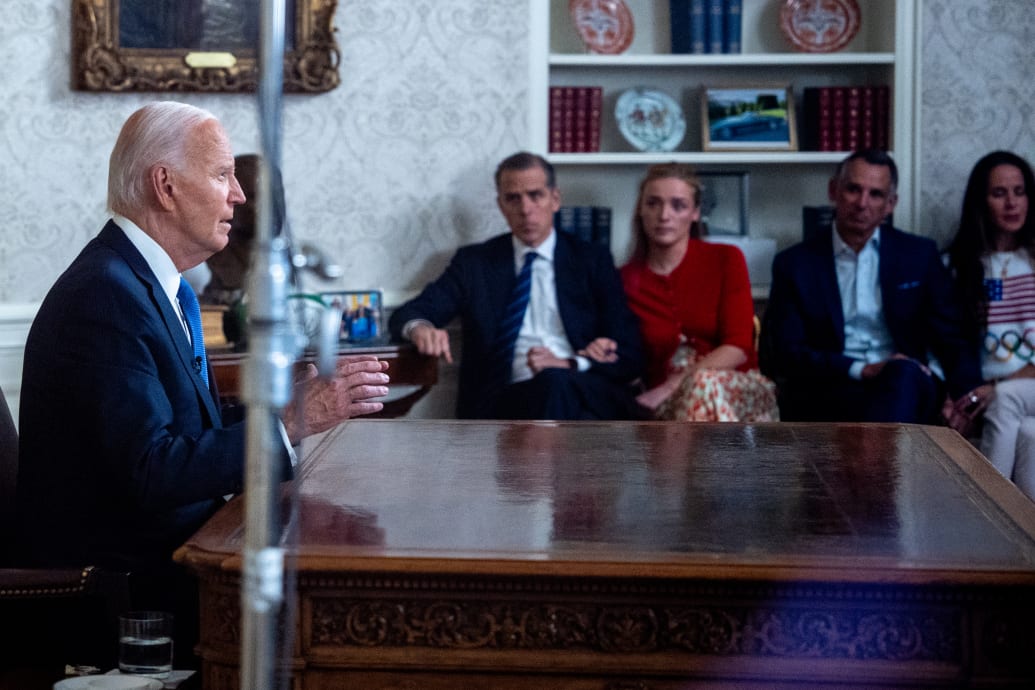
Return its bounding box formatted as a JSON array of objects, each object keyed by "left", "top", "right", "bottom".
[{"left": 0, "top": 386, "right": 18, "bottom": 555}]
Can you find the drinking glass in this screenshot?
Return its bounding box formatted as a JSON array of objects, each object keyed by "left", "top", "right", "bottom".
[{"left": 118, "top": 611, "right": 173, "bottom": 678}]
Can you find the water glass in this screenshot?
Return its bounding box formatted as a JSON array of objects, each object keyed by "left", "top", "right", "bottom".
[{"left": 118, "top": 611, "right": 174, "bottom": 678}]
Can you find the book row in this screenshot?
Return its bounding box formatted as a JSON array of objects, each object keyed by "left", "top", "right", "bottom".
[
  {"left": 670, "top": 0, "right": 742, "bottom": 55},
  {"left": 801, "top": 86, "right": 890, "bottom": 153},
  {"left": 554, "top": 206, "right": 612, "bottom": 249},
  {"left": 549, "top": 86, "right": 602, "bottom": 154}
]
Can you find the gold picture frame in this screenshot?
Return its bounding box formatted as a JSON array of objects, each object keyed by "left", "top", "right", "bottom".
[
  {"left": 701, "top": 85, "right": 798, "bottom": 152},
  {"left": 71, "top": 0, "right": 340, "bottom": 93}
]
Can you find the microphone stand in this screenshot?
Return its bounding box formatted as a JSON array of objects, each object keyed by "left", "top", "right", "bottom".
[{"left": 240, "top": 1, "right": 291, "bottom": 688}]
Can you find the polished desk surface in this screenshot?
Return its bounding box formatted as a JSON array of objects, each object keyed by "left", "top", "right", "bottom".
[{"left": 180, "top": 420, "right": 1035, "bottom": 585}]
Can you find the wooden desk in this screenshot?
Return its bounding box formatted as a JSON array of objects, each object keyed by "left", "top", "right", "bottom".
[
  {"left": 176, "top": 421, "right": 1035, "bottom": 689},
  {"left": 208, "top": 342, "right": 437, "bottom": 417}
]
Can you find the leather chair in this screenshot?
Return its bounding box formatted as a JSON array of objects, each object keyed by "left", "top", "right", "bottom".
[{"left": 0, "top": 385, "right": 130, "bottom": 675}]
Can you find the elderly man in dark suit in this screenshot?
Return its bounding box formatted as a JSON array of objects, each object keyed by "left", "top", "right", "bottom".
[
  {"left": 16, "top": 101, "right": 389, "bottom": 664},
  {"left": 761, "top": 149, "right": 984, "bottom": 424},
  {"left": 390, "top": 151, "right": 643, "bottom": 420}
]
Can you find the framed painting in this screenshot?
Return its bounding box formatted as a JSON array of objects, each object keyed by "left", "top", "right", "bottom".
[
  {"left": 71, "top": 0, "right": 340, "bottom": 93},
  {"left": 701, "top": 86, "right": 798, "bottom": 151}
]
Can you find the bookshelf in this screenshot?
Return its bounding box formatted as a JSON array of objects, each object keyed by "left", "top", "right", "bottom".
[{"left": 529, "top": 0, "right": 919, "bottom": 279}]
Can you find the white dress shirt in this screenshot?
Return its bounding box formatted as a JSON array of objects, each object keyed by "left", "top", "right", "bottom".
[
  {"left": 833, "top": 226, "right": 894, "bottom": 379},
  {"left": 510, "top": 230, "right": 584, "bottom": 383}
]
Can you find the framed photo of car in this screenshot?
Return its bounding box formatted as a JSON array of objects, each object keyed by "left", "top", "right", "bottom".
[{"left": 701, "top": 86, "right": 798, "bottom": 152}]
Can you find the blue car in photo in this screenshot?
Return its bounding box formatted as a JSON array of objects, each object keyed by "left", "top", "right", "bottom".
[{"left": 710, "top": 111, "right": 788, "bottom": 142}]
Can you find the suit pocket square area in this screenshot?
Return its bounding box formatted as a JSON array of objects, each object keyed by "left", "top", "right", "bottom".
[{"left": 896, "top": 280, "right": 921, "bottom": 290}]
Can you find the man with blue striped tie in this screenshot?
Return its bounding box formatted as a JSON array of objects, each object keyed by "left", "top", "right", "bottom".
[{"left": 390, "top": 152, "right": 644, "bottom": 420}]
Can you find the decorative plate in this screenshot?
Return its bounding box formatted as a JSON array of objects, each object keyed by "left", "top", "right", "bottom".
[
  {"left": 568, "top": 0, "right": 635, "bottom": 55},
  {"left": 779, "top": 0, "right": 861, "bottom": 53},
  {"left": 615, "top": 88, "right": 686, "bottom": 153}
]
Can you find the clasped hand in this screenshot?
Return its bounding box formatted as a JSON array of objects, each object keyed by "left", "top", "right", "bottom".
[{"left": 281, "top": 355, "right": 390, "bottom": 444}]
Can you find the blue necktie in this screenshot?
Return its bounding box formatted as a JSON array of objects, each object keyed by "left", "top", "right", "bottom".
[
  {"left": 492, "top": 251, "right": 538, "bottom": 376},
  {"left": 177, "top": 277, "right": 209, "bottom": 387}
]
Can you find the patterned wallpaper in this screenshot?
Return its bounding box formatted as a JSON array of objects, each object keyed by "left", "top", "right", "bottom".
[
  {"left": 920, "top": 0, "right": 1035, "bottom": 246},
  {"left": 0, "top": 1, "right": 1033, "bottom": 304},
  {"left": 0, "top": 0, "right": 527, "bottom": 304}
]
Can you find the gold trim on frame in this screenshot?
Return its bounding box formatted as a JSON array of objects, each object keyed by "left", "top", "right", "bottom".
[{"left": 71, "top": 0, "right": 340, "bottom": 93}]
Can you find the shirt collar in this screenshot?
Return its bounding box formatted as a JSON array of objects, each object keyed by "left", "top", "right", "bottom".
[
  {"left": 111, "top": 214, "right": 182, "bottom": 307},
  {"left": 832, "top": 223, "right": 881, "bottom": 257},
  {"left": 511, "top": 228, "right": 556, "bottom": 265}
]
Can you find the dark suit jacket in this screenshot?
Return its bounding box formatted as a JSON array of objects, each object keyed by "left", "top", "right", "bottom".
[
  {"left": 16, "top": 221, "right": 289, "bottom": 572},
  {"left": 389, "top": 232, "right": 643, "bottom": 418},
  {"left": 761, "top": 226, "right": 982, "bottom": 402}
]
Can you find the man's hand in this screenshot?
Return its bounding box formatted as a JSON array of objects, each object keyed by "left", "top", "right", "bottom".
[
  {"left": 579, "top": 337, "right": 618, "bottom": 364},
  {"left": 861, "top": 353, "right": 931, "bottom": 379},
  {"left": 282, "top": 355, "right": 390, "bottom": 444},
  {"left": 409, "top": 323, "right": 453, "bottom": 363},
  {"left": 527, "top": 346, "right": 570, "bottom": 374}
]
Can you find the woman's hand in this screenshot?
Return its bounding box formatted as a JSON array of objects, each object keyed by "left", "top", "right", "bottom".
[
  {"left": 578, "top": 337, "right": 618, "bottom": 363},
  {"left": 635, "top": 371, "right": 687, "bottom": 411},
  {"left": 945, "top": 382, "right": 995, "bottom": 437}
]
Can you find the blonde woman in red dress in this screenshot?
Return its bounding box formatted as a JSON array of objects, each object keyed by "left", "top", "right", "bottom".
[{"left": 618, "top": 163, "right": 778, "bottom": 421}]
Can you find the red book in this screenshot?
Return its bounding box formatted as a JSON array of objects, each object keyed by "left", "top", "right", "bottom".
[
  {"left": 803, "top": 87, "right": 832, "bottom": 151},
  {"left": 588, "top": 87, "right": 602, "bottom": 152},
  {"left": 549, "top": 87, "right": 565, "bottom": 153},
  {"left": 873, "top": 84, "right": 890, "bottom": 151},
  {"left": 574, "top": 87, "right": 591, "bottom": 152},
  {"left": 829, "top": 87, "right": 848, "bottom": 152},
  {"left": 844, "top": 86, "right": 863, "bottom": 152},
  {"left": 561, "top": 87, "right": 576, "bottom": 152},
  {"left": 859, "top": 86, "right": 877, "bottom": 150}
]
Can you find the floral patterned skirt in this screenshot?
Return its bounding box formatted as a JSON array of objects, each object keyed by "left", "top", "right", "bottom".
[{"left": 655, "top": 367, "right": 780, "bottom": 422}]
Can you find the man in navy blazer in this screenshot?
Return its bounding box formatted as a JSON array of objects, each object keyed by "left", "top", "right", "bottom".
[
  {"left": 389, "top": 152, "right": 643, "bottom": 420},
  {"left": 16, "top": 102, "right": 389, "bottom": 662},
  {"left": 761, "top": 149, "right": 983, "bottom": 423}
]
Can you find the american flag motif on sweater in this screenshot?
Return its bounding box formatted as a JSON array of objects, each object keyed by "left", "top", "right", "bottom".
[{"left": 982, "top": 257, "right": 1035, "bottom": 380}]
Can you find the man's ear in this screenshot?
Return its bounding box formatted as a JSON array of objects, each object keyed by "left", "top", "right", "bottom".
[
  {"left": 827, "top": 176, "right": 838, "bottom": 202},
  {"left": 150, "top": 165, "right": 176, "bottom": 211}
]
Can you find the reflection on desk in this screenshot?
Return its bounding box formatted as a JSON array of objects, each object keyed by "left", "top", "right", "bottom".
[
  {"left": 208, "top": 342, "right": 437, "bottom": 417},
  {"left": 177, "top": 421, "right": 1035, "bottom": 689}
]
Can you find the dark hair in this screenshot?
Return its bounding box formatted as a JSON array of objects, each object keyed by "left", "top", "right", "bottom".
[
  {"left": 630, "top": 162, "right": 704, "bottom": 261},
  {"left": 947, "top": 150, "right": 1035, "bottom": 338},
  {"left": 833, "top": 149, "right": 899, "bottom": 193},
  {"left": 494, "top": 151, "right": 556, "bottom": 190}
]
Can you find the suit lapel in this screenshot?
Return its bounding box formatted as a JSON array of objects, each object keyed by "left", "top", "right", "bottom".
[
  {"left": 99, "top": 221, "right": 223, "bottom": 424},
  {"left": 487, "top": 236, "right": 518, "bottom": 331},
  {"left": 811, "top": 230, "right": 845, "bottom": 345}
]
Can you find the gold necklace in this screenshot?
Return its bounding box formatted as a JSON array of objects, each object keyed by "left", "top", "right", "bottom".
[{"left": 999, "top": 253, "right": 1012, "bottom": 281}]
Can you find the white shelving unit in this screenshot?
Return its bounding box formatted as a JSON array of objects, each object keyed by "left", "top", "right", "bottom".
[{"left": 529, "top": 0, "right": 919, "bottom": 272}]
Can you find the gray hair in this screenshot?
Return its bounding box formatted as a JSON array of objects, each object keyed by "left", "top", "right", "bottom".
[{"left": 107, "top": 101, "right": 217, "bottom": 215}]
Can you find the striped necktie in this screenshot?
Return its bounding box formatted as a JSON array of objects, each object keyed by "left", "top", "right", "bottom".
[
  {"left": 491, "top": 251, "right": 538, "bottom": 377},
  {"left": 177, "top": 277, "right": 209, "bottom": 387}
]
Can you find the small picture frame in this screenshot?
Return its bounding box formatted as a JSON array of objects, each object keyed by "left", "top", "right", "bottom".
[
  {"left": 701, "top": 86, "right": 798, "bottom": 151},
  {"left": 698, "top": 171, "right": 749, "bottom": 236},
  {"left": 321, "top": 290, "right": 384, "bottom": 343}
]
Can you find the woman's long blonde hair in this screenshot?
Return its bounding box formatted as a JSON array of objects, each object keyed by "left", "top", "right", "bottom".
[{"left": 631, "top": 162, "right": 705, "bottom": 261}]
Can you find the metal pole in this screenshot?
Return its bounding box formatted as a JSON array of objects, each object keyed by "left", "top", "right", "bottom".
[{"left": 241, "top": 1, "right": 289, "bottom": 689}]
